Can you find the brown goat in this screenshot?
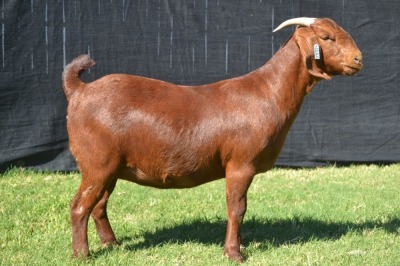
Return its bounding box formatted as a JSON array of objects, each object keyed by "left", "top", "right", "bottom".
[{"left": 63, "top": 17, "right": 362, "bottom": 262}]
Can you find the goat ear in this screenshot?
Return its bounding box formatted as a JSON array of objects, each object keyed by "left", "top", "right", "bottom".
[
  {"left": 307, "top": 62, "right": 332, "bottom": 80},
  {"left": 294, "top": 29, "right": 332, "bottom": 80}
]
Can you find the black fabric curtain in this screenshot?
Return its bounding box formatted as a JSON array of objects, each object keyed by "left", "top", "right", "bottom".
[{"left": 1, "top": 0, "right": 399, "bottom": 171}]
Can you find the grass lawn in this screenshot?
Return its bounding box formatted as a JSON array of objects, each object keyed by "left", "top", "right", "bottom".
[{"left": 1, "top": 164, "right": 400, "bottom": 265}]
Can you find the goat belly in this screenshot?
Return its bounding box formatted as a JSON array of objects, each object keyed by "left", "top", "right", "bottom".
[{"left": 117, "top": 163, "right": 224, "bottom": 189}]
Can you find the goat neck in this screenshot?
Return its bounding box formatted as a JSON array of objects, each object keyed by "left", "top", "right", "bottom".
[{"left": 255, "top": 34, "right": 316, "bottom": 118}]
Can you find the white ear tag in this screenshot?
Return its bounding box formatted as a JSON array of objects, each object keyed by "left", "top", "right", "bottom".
[{"left": 314, "top": 44, "right": 321, "bottom": 60}]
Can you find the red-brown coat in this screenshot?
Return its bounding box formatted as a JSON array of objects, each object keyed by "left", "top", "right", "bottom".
[{"left": 63, "top": 18, "right": 362, "bottom": 262}]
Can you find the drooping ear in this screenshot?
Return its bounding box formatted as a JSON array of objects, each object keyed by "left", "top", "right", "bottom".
[{"left": 294, "top": 28, "right": 332, "bottom": 80}]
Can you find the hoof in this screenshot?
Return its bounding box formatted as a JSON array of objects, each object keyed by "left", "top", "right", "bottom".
[
  {"left": 72, "top": 249, "right": 91, "bottom": 260},
  {"left": 224, "top": 250, "right": 244, "bottom": 263},
  {"left": 101, "top": 240, "right": 120, "bottom": 248}
]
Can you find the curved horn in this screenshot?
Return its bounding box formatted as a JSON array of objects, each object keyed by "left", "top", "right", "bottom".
[{"left": 273, "top": 17, "right": 316, "bottom": 32}]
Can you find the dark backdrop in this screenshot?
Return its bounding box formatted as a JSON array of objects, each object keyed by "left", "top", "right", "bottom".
[{"left": 1, "top": 0, "right": 399, "bottom": 171}]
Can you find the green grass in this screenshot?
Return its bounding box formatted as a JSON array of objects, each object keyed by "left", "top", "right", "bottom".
[{"left": 1, "top": 164, "right": 400, "bottom": 265}]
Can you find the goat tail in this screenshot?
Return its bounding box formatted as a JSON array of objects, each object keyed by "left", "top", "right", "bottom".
[{"left": 62, "top": 54, "right": 95, "bottom": 101}]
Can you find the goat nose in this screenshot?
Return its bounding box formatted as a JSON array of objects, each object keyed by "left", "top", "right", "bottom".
[{"left": 354, "top": 53, "right": 363, "bottom": 64}]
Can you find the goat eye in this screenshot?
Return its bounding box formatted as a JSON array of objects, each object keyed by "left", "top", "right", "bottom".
[{"left": 320, "top": 35, "right": 335, "bottom": 41}]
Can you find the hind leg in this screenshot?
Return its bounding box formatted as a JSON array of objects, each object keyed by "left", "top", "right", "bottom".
[
  {"left": 91, "top": 178, "right": 118, "bottom": 247},
  {"left": 68, "top": 116, "right": 121, "bottom": 257},
  {"left": 70, "top": 173, "right": 116, "bottom": 257}
]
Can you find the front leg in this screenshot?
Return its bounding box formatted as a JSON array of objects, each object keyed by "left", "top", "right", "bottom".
[{"left": 224, "top": 164, "right": 254, "bottom": 263}]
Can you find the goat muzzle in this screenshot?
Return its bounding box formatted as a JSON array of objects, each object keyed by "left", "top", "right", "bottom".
[{"left": 344, "top": 51, "right": 363, "bottom": 75}]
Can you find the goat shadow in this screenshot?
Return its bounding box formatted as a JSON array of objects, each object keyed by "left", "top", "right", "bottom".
[{"left": 93, "top": 215, "right": 400, "bottom": 257}]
